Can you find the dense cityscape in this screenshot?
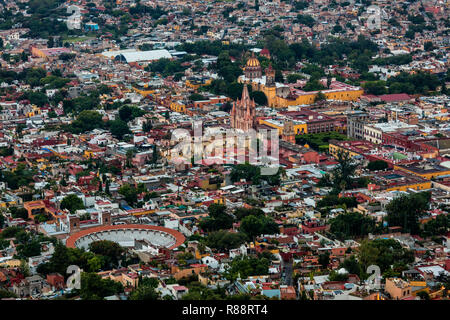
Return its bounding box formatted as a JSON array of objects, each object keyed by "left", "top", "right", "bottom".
[{"left": 0, "top": 0, "right": 449, "bottom": 302}]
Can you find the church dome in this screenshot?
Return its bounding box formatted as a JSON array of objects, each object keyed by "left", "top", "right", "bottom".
[{"left": 246, "top": 55, "right": 260, "bottom": 68}]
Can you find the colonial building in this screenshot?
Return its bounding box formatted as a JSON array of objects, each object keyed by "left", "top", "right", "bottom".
[
  {"left": 230, "top": 85, "right": 256, "bottom": 131},
  {"left": 239, "top": 53, "right": 363, "bottom": 108},
  {"left": 347, "top": 112, "right": 369, "bottom": 140}
]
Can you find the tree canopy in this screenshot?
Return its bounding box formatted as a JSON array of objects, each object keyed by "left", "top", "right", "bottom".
[
  {"left": 60, "top": 194, "right": 85, "bottom": 213},
  {"left": 329, "top": 212, "right": 376, "bottom": 240},
  {"left": 204, "top": 230, "right": 247, "bottom": 251},
  {"left": 239, "top": 215, "right": 279, "bottom": 240},
  {"left": 80, "top": 272, "right": 123, "bottom": 300},
  {"left": 385, "top": 192, "right": 431, "bottom": 234},
  {"left": 225, "top": 255, "right": 270, "bottom": 281},
  {"left": 199, "top": 204, "right": 233, "bottom": 232},
  {"left": 367, "top": 160, "right": 389, "bottom": 171},
  {"left": 357, "top": 239, "right": 414, "bottom": 275}
]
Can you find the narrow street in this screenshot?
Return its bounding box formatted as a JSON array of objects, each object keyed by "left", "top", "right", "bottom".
[{"left": 281, "top": 257, "right": 294, "bottom": 287}]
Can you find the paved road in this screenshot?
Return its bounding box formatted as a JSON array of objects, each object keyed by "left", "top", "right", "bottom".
[{"left": 281, "top": 258, "right": 294, "bottom": 286}]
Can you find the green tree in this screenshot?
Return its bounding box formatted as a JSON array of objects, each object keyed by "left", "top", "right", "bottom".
[
  {"left": 68, "top": 110, "right": 104, "bottom": 133},
  {"left": 118, "top": 105, "right": 145, "bottom": 122},
  {"left": 230, "top": 163, "right": 261, "bottom": 184},
  {"left": 60, "top": 194, "right": 85, "bottom": 213},
  {"left": 287, "top": 73, "right": 305, "bottom": 83},
  {"left": 17, "top": 240, "right": 41, "bottom": 258},
  {"left": 118, "top": 184, "right": 139, "bottom": 206},
  {"left": 37, "top": 243, "right": 105, "bottom": 276},
  {"left": 234, "top": 207, "right": 265, "bottom": 220},
  {"left": 318, "top": 251, "right": 330, "bottom": 269},
  {"left": 250, "top": 91, "right": 267, "bottom": 105},
  {"left": 422, "top": 214, "right": 450, "bottom": 237},
  {"left": 385, "top": 192, "right": 431, "bottom": 234},
  {"left": 80, "top": 272, "right": 123, "bottom": 300},
  {"left": 357, "top": 240, "right": 380, "bottom": 271},
  {"left": 142, "top": 121, "right": 152, "bottom": 132},
  {"left": 314, "top": 91, "right": 326, "bottom": 102},
  {"left": 363, "top": 81, "right": 387, "bottom": 95},
  {"left": 205, "top": 230, "right": 247, "bottom": 251},
  {"left": 275, "top": 69, "right": 284, "bottom": 82},
  {"left": 189, "top": 93, "right": 206, "bottom": 101},
  {"left": 108, "top": 120, "right": 130, "bottom": 140},
  {"left": 340, "top": 255, "right": 363, "bottom": 276},
  {"left": 0, "top": 289, "right": 17, "bottom": 299},
  {"left": 328, "top": 270, "right": 349, "bottom": 281},
  {"left": 199, "top": 204, "right": 233, "bottom": 232},
  {"left": 303, "top": 80, "right": 326, "bottom": 92},
  {"left": 329, "top": 150, "right": 358, "bottom": 193},
  {"left": 87, "top": 256, "right": 102, "bottom": 272},
  {"left": 417, "top": 291, "right": 430, "bottom": 300},
  {"left": 357, "top": 239, "right": 414, "bottom": 274},
  {"left": 225, "top": 255, "right": 270, "bottom": 281},
  {"left": 130, "top": 284, "right": 159, "bottom": 300},
  {"left": 23, "top": 91, "right": 49, "bottom": 107},
  {"left": 367, "top": 160, "right": 389, "bottom": 171},
  {"left": 239, "top": 215, "right": 279, "bottom": 240},
  {"left": 329, "top": 211, "right": 376, "bottom": 240},
  {"left": 89, "top": 240, "right": 125, "bottom": 267},
  {"left": 296, "top": 14, "right": 315, "bottom": 27}
]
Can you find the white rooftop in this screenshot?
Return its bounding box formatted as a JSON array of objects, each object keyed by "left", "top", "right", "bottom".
[{"left": 118, "top": 49, "right": 172, "bottom": 63}]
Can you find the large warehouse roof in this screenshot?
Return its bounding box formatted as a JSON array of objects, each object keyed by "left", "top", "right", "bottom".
[{"left": 118, "top": 49, "right": 172, "bottom": 63}]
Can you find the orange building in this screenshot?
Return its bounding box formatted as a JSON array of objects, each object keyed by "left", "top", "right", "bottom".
[
  {"left": 172, "top": 264, "right": 208, "bottom": 280},
  {"left": 385, "top": 278, "right": 412, "bottom": 300},
  {"left": 24, "top": 200, "right": 58, "bottom": 220}
]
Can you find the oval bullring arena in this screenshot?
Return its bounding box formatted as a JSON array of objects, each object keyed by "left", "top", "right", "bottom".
[{"left": 65, "top": 224, "right": 185, "bottom": 250}]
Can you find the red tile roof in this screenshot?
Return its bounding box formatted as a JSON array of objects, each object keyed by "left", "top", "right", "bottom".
[{"left": 378, "top": 93, "right": 411, "bottom": 102}]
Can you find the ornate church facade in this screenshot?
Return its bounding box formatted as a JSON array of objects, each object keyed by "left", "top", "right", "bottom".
[{"left": 230, "top": 84, "right": 256, "bottom": 131}]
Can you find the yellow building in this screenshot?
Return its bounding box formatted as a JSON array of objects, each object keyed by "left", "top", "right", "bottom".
[
  {"left": 195, "top": 250, "right": 210, "bottom": 260},
  {"left": 128, "top": 208, "right": 155, "bottom": 216},
  {"left": 212, "top": 197, "right": 225, "bottom": 205},
  {"left": 384, "top": 181, "right": 432, "bottom": 192},
  {"left": 84, "top": 150, "right": 94, "bottom": 159},
  {"left": 185, "top": 78, "right": 212, "bottom": 90},
  {"left": 0, "top": 194, "right": 22, "bottom": 208},
  {"left": 26, "top": 105, "right": 41, "bottom": 117},
  {"left": 133, "top": 85, "right": 155, "bottom": 97},
  {"left": 170, "top": 101, "right": 187, "bottom": 113},
  {"left": 259, "top": 118, "right": 307, "bottom": 135},
  {"left": 239, "top": 55, "right": 363, "bottom": 108},
  {"left": 250, "top": 241, "right": 280, "bottom": 255},
  {"left": 394, "top": 163, "right": 450, "bottom": 180},
  {"left": 409, "top": 281, "right": 430, "bottom": 297},
  {"left": 245, "top": 81, "right": 363, "bottom": 108},
  {"left": 329, "top": 142, "right": 361, "bottom": 159},
  {"left": 0, "top": 259, "right": 22, "bottom": 268}
]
